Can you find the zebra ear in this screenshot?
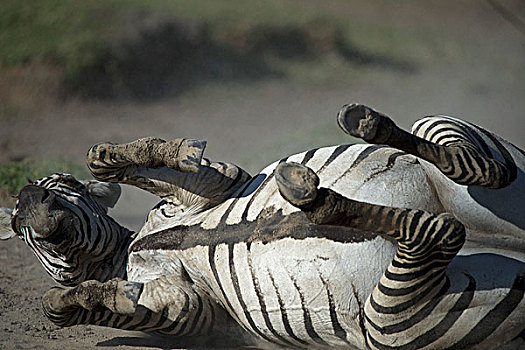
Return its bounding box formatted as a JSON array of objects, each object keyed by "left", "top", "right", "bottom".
[
  {"left": 81, "top": 180, "right": 122, "bottom": 212},
  {"left": 0, "top": 207, "right": 16, "bottom": 240}
]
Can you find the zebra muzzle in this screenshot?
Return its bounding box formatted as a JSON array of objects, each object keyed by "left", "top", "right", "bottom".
[{"left": 12, "top": 185, "right": 65, "bottom": 239}]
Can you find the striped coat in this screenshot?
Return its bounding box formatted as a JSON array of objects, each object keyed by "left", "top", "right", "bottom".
[{"left": 8, "top": 108, "right": 525, "bottom": 349}]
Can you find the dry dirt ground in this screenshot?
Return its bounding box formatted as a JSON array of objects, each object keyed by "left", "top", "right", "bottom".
[{"left": 1, "top": 1, "right": 524, "bottom": 349}]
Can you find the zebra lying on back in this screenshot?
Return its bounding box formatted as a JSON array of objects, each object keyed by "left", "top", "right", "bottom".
[{"left": 4, "top": 104, "right": 525, "bottom": 349}]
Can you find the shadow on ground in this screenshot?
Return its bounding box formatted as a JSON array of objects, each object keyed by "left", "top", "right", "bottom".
[{"left": 68, "top": 9, "right": 415, "bottom": 99}]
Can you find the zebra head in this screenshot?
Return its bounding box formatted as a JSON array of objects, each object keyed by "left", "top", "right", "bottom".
[{"left": 10, "top": 173, "right": 133, "bottom": 286}]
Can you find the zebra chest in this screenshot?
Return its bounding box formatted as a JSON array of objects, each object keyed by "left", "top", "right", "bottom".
[{"left": 127, "top": 210, "right": 395, "bottom": 348}]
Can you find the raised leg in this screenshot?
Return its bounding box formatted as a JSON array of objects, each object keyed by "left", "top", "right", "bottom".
[
  {"left": 275, "top": 162, "right": 465, "bottom": 251},
  {"left": 87, "top": 137, "right": 207, "bottom": 182},
  {"left": 42, "top": 274, "right": 229, "bottom": 338},
  {"left": 87, "top": 137, "right": 251, "bottom": 209},
  {"left": 276, "top": 162, "right": 467, "bottom": 349},
  {"left": 337, "top": 104, "right": 516, "bottom": 188}
]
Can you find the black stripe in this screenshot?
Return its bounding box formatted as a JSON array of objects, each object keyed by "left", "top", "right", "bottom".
[
  {"left": 378, "top": 270, "right": 445, "bottom": 297},
  {"left": 459, "top": 149, "right": 477, "bottom": 184},
  {"left": 368, "top": 273, "right": 475, "bottom": 350},
  {"left": 133, "top": 309, "right": 154, "bottom": 331},
  {"left": 206, "top": 299, "right": 215, "bottom": 334},
  {"left": 452, "top": 148, "right": 467, "bottom": 181},
  {"left": 186, "top": 293, "right": 204, "bottom": 336},
  {"left": 173, "top": 293, "right": 192, "bottom": 336},
  {"left": 386, "top": 258, "right": 450, "bottom": 282},
  {"left": 421, "top": 120, "right": 450, "bottom": 140},
  {"left": 228, "top": 243, "right": 277, "bottom": 344},
  {"left": 420, "top": 120, "right": 475, "bottom": 146},
  {"left": 115, "top": 315, "right": 134, "bottom": 329},
  {"left": 370, "top": 273, "right": 447, "bottom": 314},
  {"left": 77, "top": 309, "right": 91, "bottom": 325},
  {"left": 158, "top": 292, "right": 190, "bottom": 334},
  {"left": 442, "top": 150, "right": 456, "bottom": 175},
  {"left": 290, "top": 275, "right": 329, "bottom": 346},
  {"left": 318, "top": 144, "right": 352, "bottom": 173},
  {"left": 366, "top": 277, "right": 450, "bottom": 334},
  {"left": 106, "top": 311, "right": 120, "bottom": 328},
  {"left": 449, "top": 275, "right": 525, "bottom": 349},
  {"left": 246, "top": 246, "right": 298, "bottom": 347},
  {"left": 86, "top": 310, "right": 100, "bottom": 325},
  {"left": 148, "top": 306, "right": 171, "bottom": 331},
  {"left": 432, "top": 127, "right": 472, "bottom": 145},
  {"left": 412, "top": 117, "right": 432, "bottom": 136},
  {"left": 267, "top": 270, "right": 309, "bottom": 346},
  {"left": 208, "top": 245, "right": 237, "bottom": 319},
  {"left": 330, "top": 145, "right": 387, "bottom": 185},
  {"left": 240, "top": 157, "right": 289, "bottom": 221},
  {"left": 391, "top": 250, "right": 452, "bottom": 266},
  {"left": 301, "top": 148, "right": 318, "bottom": 165},
  {"left": 405, "top": 210, "right": 425, "bottom": 247},
  {"left": 218, "top": 173, "right": 266, "bottom": 227},
  {"left": 96, "top": 311, "right": 113, "bottom": 327},
  {"left": 476, "top": 127, "right": 517, "bottom": 183},
  {"left": 68, "top": 309, "right": 82, "bottom": 325},
  {"left": 445, "top": 117, "right": 494, "bottom": 158},
  {"left": 319, "top": 275, "right": 351, "bottom": 344},
  {"left": 109, "top": 315, "right": 121, "bottom": 328}
]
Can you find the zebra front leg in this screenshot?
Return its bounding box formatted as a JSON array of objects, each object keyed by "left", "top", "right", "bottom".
[
  {"left": 337, "top": 104, "right": 516, "bottom": 188},
  {"left": 42, "top": 275, "right": 223, "bottom": 337},
  {"left": 276, "top": 162, "right": 469, "bottom": 349},
  {"left": 87, "top": 137, "right": 251, "bottom": 206},
  {"left": 87, "top": 137, "right": 207, "bottom": 182},
  {"left": 42, "top": 278, "right": 143, "bottom": 327}
]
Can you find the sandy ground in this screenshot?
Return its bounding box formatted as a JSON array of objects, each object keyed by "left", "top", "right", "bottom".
[{"left": 1, "top": 1, "right": 524, "bottom": 349}]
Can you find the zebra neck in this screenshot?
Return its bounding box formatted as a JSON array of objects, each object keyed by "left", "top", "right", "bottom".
[{"left": 91, "top": 227, "right": 135, "bottom": 283}]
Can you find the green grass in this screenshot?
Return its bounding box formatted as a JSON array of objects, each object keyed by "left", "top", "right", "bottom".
[
  {"left": 1, "top": 1, "right": 110, "bottom": 77},
  {"left": 0, "top": 0, "right": 459, "bottom": 88},
  {"left": 0, "top": 158, "right": 88, "bottom": 201}
]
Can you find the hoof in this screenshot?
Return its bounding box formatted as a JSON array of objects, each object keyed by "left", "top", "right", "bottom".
[
  {"left": 337, "top": 104, "right": 394, "bottom": 143},
  {"left": 275, "top": 162, "right": 319, "bottom": 207}
]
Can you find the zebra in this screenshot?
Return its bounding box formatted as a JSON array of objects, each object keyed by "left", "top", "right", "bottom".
[{"left": 4, "top": 104, "right": 525, "bottom": 349}]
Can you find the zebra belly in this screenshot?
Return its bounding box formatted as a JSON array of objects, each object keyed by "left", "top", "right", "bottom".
[{"left": 130, "top": 236, "right": 395, "bottom": 349}]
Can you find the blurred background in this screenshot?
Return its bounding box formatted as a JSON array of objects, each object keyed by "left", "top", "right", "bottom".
[{"left": 1, "top": 0, "right": 524, "bottom": 348}]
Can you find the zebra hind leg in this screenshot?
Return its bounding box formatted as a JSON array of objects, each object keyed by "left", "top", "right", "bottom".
[
  {"left": 276, "top": 161, "right": 470, "bottom": 349},
  {"left": 337, "top": 103, "right": 516, "bottom": 188},
  {"left": 275, "top": 162, "right": 466, "bottom": 243}
]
